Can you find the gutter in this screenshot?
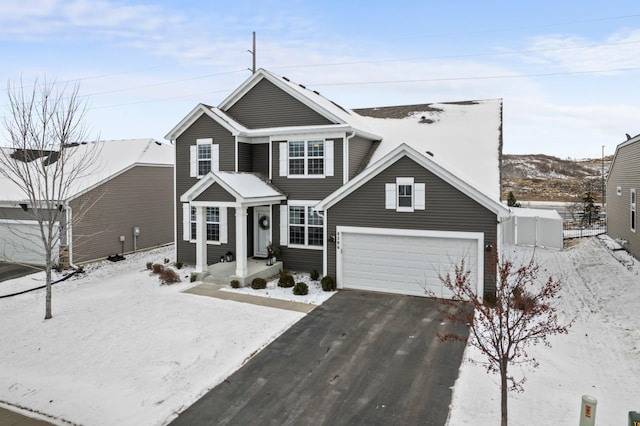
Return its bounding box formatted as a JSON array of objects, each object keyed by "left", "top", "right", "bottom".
[{"left": 65, "top": 203, "right": 80, "bottom": 270}]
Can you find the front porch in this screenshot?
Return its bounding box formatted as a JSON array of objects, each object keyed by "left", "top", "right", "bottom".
[{"left": 199, "top": 257, "right": 284, "bottom": 286}]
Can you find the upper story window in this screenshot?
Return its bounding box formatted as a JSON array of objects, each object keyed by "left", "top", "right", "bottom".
[
  {"left": 190, "top": 138, "right": 219, "bottom": 178},
  {"left": 385, "top": 177, "right": 426, "bottom": 212},
  {"left": 631, "top": 188, "right": 636, "bottom": 233},
  {"left": 279, "top": 139, "right": 333, "bottom": 178}
]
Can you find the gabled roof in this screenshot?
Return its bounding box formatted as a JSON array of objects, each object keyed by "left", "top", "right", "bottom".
[
  {"left": 0, "top": 139, "right": 174, "bottom": 203},
  {"left": 180, "top": 171, "right": 286, "bottom": 207},
  {"left": 315, "top": 143, "right": 510, "bottom": 219},
  {"left": 606, "top": 132, "right": 640, "bottom": 185},
  {"left": 354, "top": 100, "right": 503, "bottom": 200}
]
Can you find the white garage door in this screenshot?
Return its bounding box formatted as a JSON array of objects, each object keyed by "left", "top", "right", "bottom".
[
  {"left": 338, "top": 227, "right": 483, "bottom": 299},
  {"left": 0, "top": 220, "right": 58, "bottom": 266}
]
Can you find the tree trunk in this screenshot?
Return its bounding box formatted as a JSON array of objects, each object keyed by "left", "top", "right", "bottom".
[
  {"left": 44, "top": 266, "right": 52, "bottom": 320},
  {"left": 500, "top": 358, "right": 508, "bottom": 426}
]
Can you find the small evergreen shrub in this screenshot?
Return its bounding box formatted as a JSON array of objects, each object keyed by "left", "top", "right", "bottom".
[
  {"left": 278, "top": 274, "right": 295, "bottom": 288},
  {"left": 293, "top": 282, "right": 308, "bottom": 295},
  {"left": 174, "top": 261, "right": 183, "bottom": 269},
  {"left": 190, "top": 273, "right": 198, "bottom": 283},
  {"left": 321, "top": 275, "right": 336, "bottom": 292},
  {"left": 146, "top": 262, "right": 153, "bottom": 270},
  {"left": 278, "top": 268, "right": 288, "bottom": 279},
  {"left": 160, "top": 268, "right": 181, "bottom": 285},
  {"left": 230, "top": 279, "right": 240, "bottom": 289},
  {"left": 310, "top": 269, "right": 320, "bottom": 281},
  {"left": 152, "top": 263, "right": 165, "bottom": 274},
  {"left": 163, "top": 258, "right": 170, "bottom": 264},
  {"left": 251, "top": 277, "right": 267, "bottom": 289}
]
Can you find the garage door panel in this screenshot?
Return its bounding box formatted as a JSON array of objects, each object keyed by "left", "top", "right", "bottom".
[
  {"left": 0, "top": 221, "right": 58, "bottom": 266},
  {"left": 340, "top": 231, "right": 479, "bottom": 299}
]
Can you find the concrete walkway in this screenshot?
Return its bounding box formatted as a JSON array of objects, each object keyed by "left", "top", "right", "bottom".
[
  {"left": 0, "top": 404, "right": 54, "bottom": 426},
  {"left": 183, "top": 283, "right": 317, "bottom": 314}
]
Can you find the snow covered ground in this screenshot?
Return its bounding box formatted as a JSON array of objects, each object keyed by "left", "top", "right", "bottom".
[
  {"left": 447, "top": 236, "right": 640, "bottom": 425},
  {"left": 0, "top": 246, "right": 329, "bottom": 425},
  {"left": 1, "top": 237, "right": 638, "bottom": 425}
]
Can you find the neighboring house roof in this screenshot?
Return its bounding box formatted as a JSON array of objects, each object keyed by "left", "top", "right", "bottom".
[
  {"left": 315, "top": 143, "right": 510, "bottom": 219},
  {"left": 354, "top": 100, "right": 503, "bottom": 200},
  {"left": 180, "top": 171, "right": 286, "bottom": 206},
  {"left": 0, "top": 139, "right": 174, "bottom": 203}
]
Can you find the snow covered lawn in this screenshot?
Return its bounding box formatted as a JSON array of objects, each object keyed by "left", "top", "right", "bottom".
[
  {"left": 447, "top": 236, "right": 640, "bottom": 425},
  {"left": 0, "top": 246, "right": 310, "bottom": 425}
]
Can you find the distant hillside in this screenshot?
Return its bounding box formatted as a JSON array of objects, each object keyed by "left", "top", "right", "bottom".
[{"left": 501, "top": 154, "right": 612, "bottom": 202}]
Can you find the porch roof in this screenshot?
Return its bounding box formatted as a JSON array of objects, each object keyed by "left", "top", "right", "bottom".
[{"left": 180, "top": 171, "right": 285, "bottom": 207}]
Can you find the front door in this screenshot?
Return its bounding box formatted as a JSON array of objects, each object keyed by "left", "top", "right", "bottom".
[{"left": 254, "top": 206, "right": 271, "bottom": 257}]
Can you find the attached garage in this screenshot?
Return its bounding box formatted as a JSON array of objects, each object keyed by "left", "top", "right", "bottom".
[
  {"left": 0, "top": 220, "right": 58, "bottom": 266},
  {"left": 337, "top": 227, "right": 484, "bottom": 299}
]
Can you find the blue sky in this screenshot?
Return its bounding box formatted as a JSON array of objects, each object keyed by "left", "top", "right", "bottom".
[{"left": 1, "top": 0, "right": 639, "bottom": 158}]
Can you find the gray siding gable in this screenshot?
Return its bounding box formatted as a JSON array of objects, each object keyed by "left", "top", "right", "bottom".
[
  {"left": 226, "top": 79, "right": 334, "bottom": 129},
  {"left": 326, "top": 156, "right": 498, "bottom": 293}
]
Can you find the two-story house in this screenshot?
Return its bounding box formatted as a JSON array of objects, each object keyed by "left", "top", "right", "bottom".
[{"left": 165, "top": 69, "right": 510, "bottom": 299}]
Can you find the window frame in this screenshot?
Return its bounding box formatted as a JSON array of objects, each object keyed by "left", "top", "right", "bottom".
[
  {"left": 287, "top": 203, "right": 324, "bottom": 249},
  {"left": 287, "top": 139, "right": 325, "bottom": 177},
  {"left": 196, "top": 139, "right": 212, "bottom": 178},
  {"left": 631, "top": 188, "right": 637, "bottom": 233},
  {"left": 396, "top": 177, "right": 414, "bottom": 212},
  {"left": 190, "top": 206, "right": 222, "bottom": 243}
]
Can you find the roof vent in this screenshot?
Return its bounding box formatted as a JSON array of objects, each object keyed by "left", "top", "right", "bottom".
[
  {"left": 313, "top": 90, "right": 320, "bottom": 95},
  {"left": 155, "top": 141, "right": 162, "bottom": 145},
  {"left": 299, "top": 84, "right": 306, "bottom": 89},
  {"left": 282, "top": 76, "right": 290, "bottom": 82},
  {"left": 426, "top": 151, "right": 434, "bottom": 157}
]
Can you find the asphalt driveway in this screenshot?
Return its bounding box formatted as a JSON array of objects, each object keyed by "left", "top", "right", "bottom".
[
  {"left": 171, "top": 290, "right": 470, "bottom": 425},
  {"left": 0, "top": 262, "right": 40, "bottom": 283}
]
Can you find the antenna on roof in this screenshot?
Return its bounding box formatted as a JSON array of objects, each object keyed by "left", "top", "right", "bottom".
[{"left": 247, "top": 31, "right": 256, "bottom": 74}]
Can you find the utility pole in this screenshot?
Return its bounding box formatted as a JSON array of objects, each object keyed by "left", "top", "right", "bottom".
[
  {"left": 602, "top": 145, "right": 605, "bottom": 210},
  {"left": 248, "top": 31, "right": 256, "bottom": 73}
]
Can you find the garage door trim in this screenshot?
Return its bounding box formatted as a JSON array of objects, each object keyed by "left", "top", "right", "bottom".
[{"left": 336, "top": 226, "right": 484, "bottom": 299}]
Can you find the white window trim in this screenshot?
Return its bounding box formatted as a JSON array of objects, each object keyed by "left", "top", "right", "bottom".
[
  {"left": 190, "top": 138, "right": 219, "bottom": 178},
  {"left": 279, "top": 139, "right": 334, "bottom": 178},
  {"left": 184, "top": 204, "right": 228, "bottom": 245},
  {"left": 631, "top": 188, "right": 637, "bottom": 233},
  {"left": 282, "top": 200, "right": 324, "bottom": 250},
  {"left": 385, "top": 177, "right": 426, "bottom": 212}
]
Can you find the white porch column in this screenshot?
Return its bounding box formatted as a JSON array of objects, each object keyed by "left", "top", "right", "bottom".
[
  {"left": 195, "top": 206, "right": 207, "bottom": 273},
  {"left": 235, "top": 206, "right": 248, "bottom": 277}
]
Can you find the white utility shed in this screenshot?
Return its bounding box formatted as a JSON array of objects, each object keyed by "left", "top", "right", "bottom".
[{"left": 503, "top": 207, "right": 563, "bottom": 249}]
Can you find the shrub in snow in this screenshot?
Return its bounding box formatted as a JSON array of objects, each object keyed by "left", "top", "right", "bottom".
[
  {"left": 163, "top": 258, "right": 170, "bottom": 264},
  {"left": 174, "top": 261, "right": 183, "bottom": 269},
  {"left": 152, "top": 264, "right": 164, "bottom": 274},
  {"left": 190, "top": 273, "right": 197, "bottom": 283},
  {"left": 251, "top": 277, "right": 267, "bottom": 290},
  {"left": 278, "top": 274, "right": 295, "bottom": 288},
  {"left": 230, "top": 279, "right": 240, "bottom": 289},
  {"left": 310, "top": 269, "right": 320, "bottom": 281},
  {"left": 146, "top": 262, "right": 153, "bottom": 270},
  {"left": 159, "top": 268, "right": 181, "bottom": 285},
  {"left": 293, "top": 282, "right": 308, "bottom": 295},
  {"left": 321, "top": 275, "right": 336, "bottom": 292}
]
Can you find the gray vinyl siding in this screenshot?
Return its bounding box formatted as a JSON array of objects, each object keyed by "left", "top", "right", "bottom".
[
  {"left": 348, "top": 136, "right": 375, "bottom": 180},
  {"left": 70, "top": 165, "right": 173, "bottom": 264},
  {"left": 0, "top": 206, "right": 41, "bottom": 220},
  {"left": 226, "top": 79, "right": 334, "bottom": 129},
  {"left": 325, "top": 156, "right": 498, "bottom": 294},
  {"left": 175, "top": 114, "right": 235, "bottom": 265},
  {"left": 238, "top": 142, "right": 251, "bottom": 172},
  {"left": 251, "top": 143, "right": 269, "bottom": 177},
  {"left": 607, "top": 140, "right": 640, "bottom": 259},
  {"left": 271, "top": 138, "right": 345, "bottom": 199},
  {"left": 194, "top": 183, "right": 236, "bottom": 203},
  {"left": 269, "top": 204, "right": 322, "bottom": 272}
]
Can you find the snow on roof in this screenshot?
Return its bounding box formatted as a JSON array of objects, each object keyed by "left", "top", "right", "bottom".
[
  {"left": 214, "top": 171, "right": 284, "bottom": 199},
  {"left": 0, "top": 139, "right": 173, "bottom": 202},
  {"left": 354, "top": 100, "right": 502, "bottom": 200}
]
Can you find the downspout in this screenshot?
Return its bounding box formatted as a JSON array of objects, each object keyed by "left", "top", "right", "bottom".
[
  {"left": 316, "top": 209, "right": 328, "bottom": 277},
  {"left": 344, "top": 130, "right": 356, "bottom": 185},
  {"left": 65, "top": 203, "right": 79, "bottom": 270}
]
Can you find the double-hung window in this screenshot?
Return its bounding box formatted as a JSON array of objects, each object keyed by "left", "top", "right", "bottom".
[
  {"left": 279, "top": 139, "right": 333, "bottom": 178},
  {"left": 289, "top": 140, "right": 324, "bottom": 176},
  {"left": 631, "top": 188, "right": 637, "bottom": 233},
  {"left": 386, "top": 177, "right": 425, "bottom": 212},
  {"left": 197, "top": 143, "right": 212, "bottom": 176},
  {"left": 189, "top": 138, "right": 219, "bottom": 178},
  {"left": 287, "top": 205, "right": 323, "bottom": 248},
  {"left": 189, "top": 206, "right": 221, "bottom": 242}
]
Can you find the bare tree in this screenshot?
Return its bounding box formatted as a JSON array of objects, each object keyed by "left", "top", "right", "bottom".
[
  {"left": 0, "top": 78, "right": 100, "bottom": 320},
  {"left": 432, "top": 257, "right": 571, "bottom": 426}
]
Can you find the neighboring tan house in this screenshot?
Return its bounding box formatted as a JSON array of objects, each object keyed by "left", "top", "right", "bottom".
[
  {"left": 607, "top": 133, "right": 640, "bottom": 260},
  {"left": 166, "top": 69, "right": 510, "bottom": 299},
  {"left": 0, "top": 139, "right": 174, "bottom": 266}
]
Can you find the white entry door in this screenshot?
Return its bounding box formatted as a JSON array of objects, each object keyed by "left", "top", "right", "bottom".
[{"left": 254, "top": 206, "right": 271, "bottom": 257}]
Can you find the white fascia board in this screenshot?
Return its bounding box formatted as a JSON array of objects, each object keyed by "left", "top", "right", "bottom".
[
  {"left": 239, "top": 196, "right": 287, "bottom": 207},
  {"left": 250, "top": 125, "right": 350, "bottom": 139},
  {"left": 218, "top": 70, "right": 266, "bottom": 111},
  {"left": 607, "top": 136, "right": 640, "bottom": 185},
  {"left": 165, "top": 104, "right": 242, "bottom": 141},
  {"left": 190, "top": 201, "right": 238, "bottom": 208}
]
